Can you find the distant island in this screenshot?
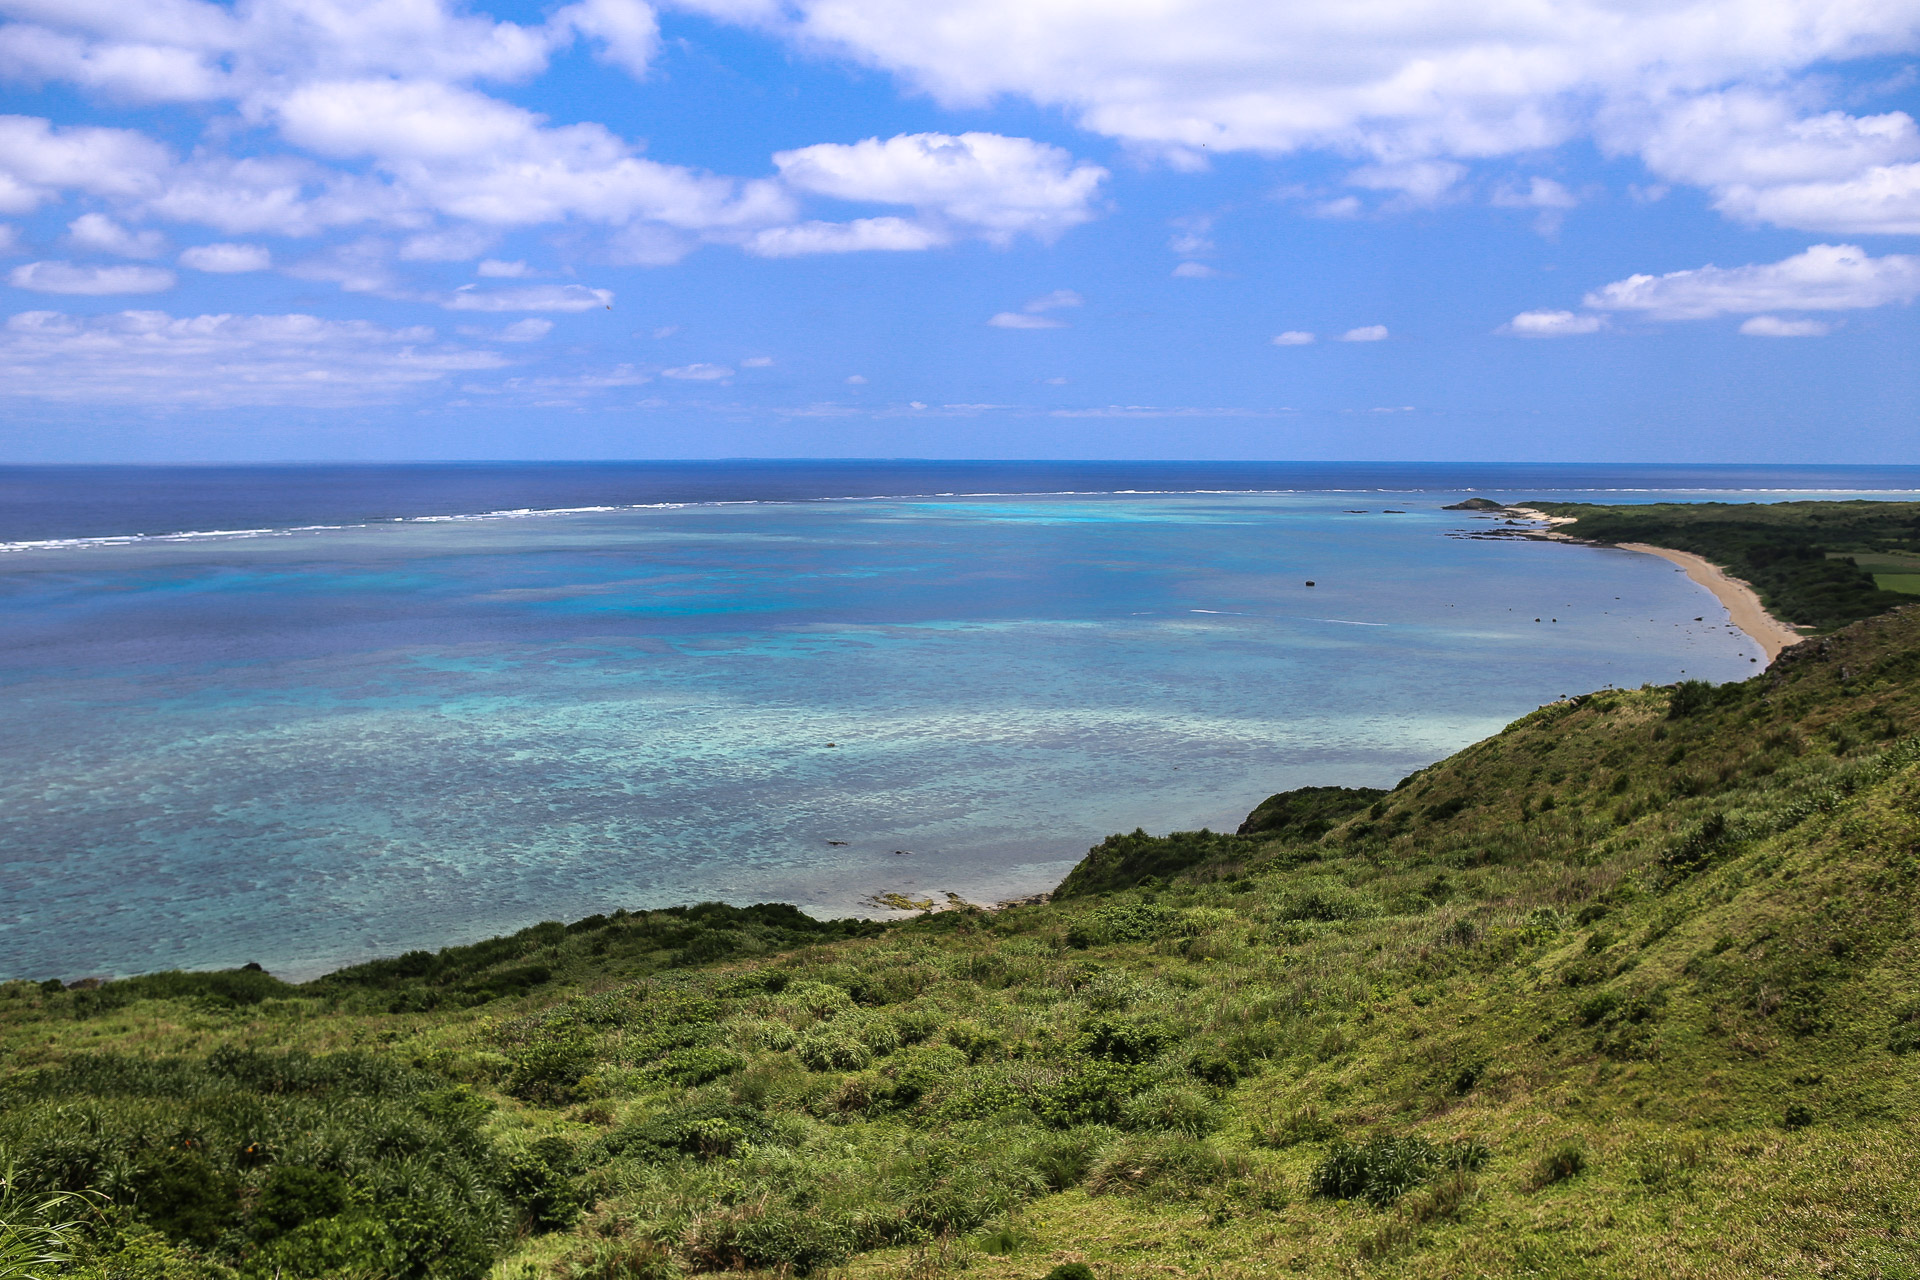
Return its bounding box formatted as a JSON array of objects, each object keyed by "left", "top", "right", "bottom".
[{"left": 8, "top": 501, "right": 1920, "bottom": 1278}]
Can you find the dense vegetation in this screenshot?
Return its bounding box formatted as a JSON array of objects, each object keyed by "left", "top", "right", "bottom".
[
  {"left": 12, "top": 607, "right": 1920, "bottom": 1277},
  {"left": 1530, "top": 499, "right": 1920, "bottom": 630}
]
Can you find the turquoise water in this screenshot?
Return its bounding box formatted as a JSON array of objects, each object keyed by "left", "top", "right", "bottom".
[{"left": 0, "top": 486, "right": 1785, "bottom": 979}]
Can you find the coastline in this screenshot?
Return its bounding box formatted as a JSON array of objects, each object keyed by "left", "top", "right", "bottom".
[
  {"left": 1614, "top": 542, "right": 1804, "bottom": 662},
  {"left": 1503, "top": 505, "right": 1803, "bottom": 663}
]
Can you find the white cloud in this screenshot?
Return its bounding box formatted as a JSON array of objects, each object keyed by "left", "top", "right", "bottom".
[
  {"left": 1492, "top": 177, "right": 1578, "bottom": 211},
  {"left": 744, "top": 216, "right": 945, "bottom": 257},
  {"left": 66, "top": 212, "right": 163, "bottom": 257},
  {"left": 179, "top": 241, "right": 270, "bottom": 272},
  {"left": 8, "top": 259, "right": 174, "bottom": 293},
  {"left": 1740, "top": 314, "right": 1831, "bottom": 336},
  {"left": 0, "top": 115, "right": 170, "bottom": 213},
  {"left": 1349, "top": 160, "right": 1466, "bottom": 204},
  {"left": 1171, "top": 261, "right": 1218, "bottom": 278},
  {"left": 1338, "top": 325, "right": 1389, "bottom": 342},
  {"left": 0, "top": 223, "right": 18, "bottom": 255},
  {"left": 662, "top": 362, "right": 732, "bottom": 379},
  {"left": 1023, "top": 289, "right": 1082, "bottom": 313},
  {"left": 741, "top": 355, "right": 773, "bottom": 367},
  {"left": 987, "top": 288, "right": 1082, "bottom": 329},
  {"left": 671, "top": 0, "right": 1920, "bottom": 232},
  {"left": 1503, "top": 309, "right": 1604, "bottom": 336},
  {"left": 1619, "top": 91, "right": 1920, "bottom": 235},
  {"left": 1714, "top": 163, "right": 1920, "bottom": 236},
  {"left": 1271, "top": 330, "right": 1314, "bottom": 345},
  {"left": 772, "top": 132, "right": 1106, "bottom": 243},
  {"left": 477, "top": 258, "right": 529, "bottom": 277},
  {"left": 845, "top": 373, "right": 867, "bottom": 384},
  {"left": 988, "top": 311, "right": 1065, "bottom": 329},
  {"left": 1167, "top": 214, "right": 1213, "bottom": 256},
  {"left": 548, "top": 0, "right": 659, "bottom": 78},
  {"left": 443, "top": 283, "right": 613, "bottom": 311},
  {"left": 1583, "top": 244, "right": 1920, "bottom": 319},
  {"left": 0, "top": 308, "right": 506, "bottom": 407},
  {"left": 398, "top": 225, "right": 498, "bottom": 262},
  {"left": 499, "top": 317, "right": 553, "bottom": 341}
]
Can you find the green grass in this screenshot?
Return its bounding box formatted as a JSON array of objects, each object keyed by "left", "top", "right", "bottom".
[
  {"left": 1873, "top": 574, "right": 1920, "bottom": 595},
  {"left": 15, "top": 606, "right": 1920, "bottom": 1278}
]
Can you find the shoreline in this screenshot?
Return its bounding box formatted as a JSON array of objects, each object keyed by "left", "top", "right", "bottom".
[
  {"left": 1614, "top": 542, "right": 1804, "bottom": 662},
  {"left": 1502, "top": 506, "right": 1803, "bottom": 663}
]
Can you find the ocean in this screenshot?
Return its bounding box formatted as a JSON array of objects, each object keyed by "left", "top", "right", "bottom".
[{"left": 5, "top": 461, "right": 1916, "bottom": 981}]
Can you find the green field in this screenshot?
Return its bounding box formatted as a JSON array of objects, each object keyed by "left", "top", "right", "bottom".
[{"left": 11, "top": 603, "right": 1920, "bottom": 1278}]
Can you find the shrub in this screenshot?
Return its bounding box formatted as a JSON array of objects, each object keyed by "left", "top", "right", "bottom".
[
  {"left": 507, "top": 1028, "right": 598, "bottom": 1104},
  {"left": 1669, "top": 679, "right": 1715, "bottom": 719},
  {"left": 652, "top": 1046, "right": 744, "bottom": 1086},
  {"left": 1529, "top": 1140, "right": 1587, "bottom": 1189},
  {"left": 796, "top": 1027, "right": 872, "bottom": 1072},
  {"left": 252, "top": 1165, "right": 350, "bottom": 1239},
  {"left": 126, "top": 1150, "right": 239, "bottom": 1247},
  {"left": 1312, "top": 1135, "right": 1489, "bottom": 1207},
  {"left": 1086, "top": 1134, "right": 1235, "bottom": 1197},
  {"left": 1044, "top": 1265, "right": 1096, "bottom": 1280},
  {"left": 1119, "top": 1083, "right": 1218, "bottom": 1136},
  {"left": 1017, "top": 1129, "right": 1109, "bottom": 1191}
]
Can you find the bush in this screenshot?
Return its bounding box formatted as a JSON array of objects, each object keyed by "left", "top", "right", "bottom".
[
  {"left": 796, "top": 1027, "right": 872, "bottom": 1072},
  {"left": 252, "top": 1165, "right": 350, "bottom": 1238},
  {"left": 652, "top": 1046, "right": 744, "bottom": 1086},
  {"left": 1119, "top": 1083, "right": 1217, "bottom": 1136},
  {"left": 1043, "top": 1265, "right": 1096, "bottom": 1280},
  {"left": 1087, "top": 1134, "right": 1238, "bottom": 1198},
  {"left": 1529, "top": 1140, "right": 1587, "bottom": 1189},
  {"left": 1312, "top": 1135, "right": 1489, "bottom": 1207}
]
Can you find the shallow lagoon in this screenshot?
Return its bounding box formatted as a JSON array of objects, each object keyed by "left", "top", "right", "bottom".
[{"left": 0, "top": 488, "right": 1770, "bottom": 979}]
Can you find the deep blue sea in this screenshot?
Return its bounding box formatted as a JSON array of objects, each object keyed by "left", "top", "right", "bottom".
[{"left": 5, "top": 461, "right": 1918, "bottom": 981}]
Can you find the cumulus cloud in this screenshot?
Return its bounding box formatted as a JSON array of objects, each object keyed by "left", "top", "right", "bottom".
[
  {"left": 1740, "top": 314, "right": 1831, "bottom": 336},
  {"left": 8, "top": 259, "right": 174, "bottom": 293},
  {"left": 66, "top": 212, "right": 163, "bottom": 256},
  {"left": 741, "top": 355, "right": 773, "bottom": 366},
  {"left": 1271, "top": 330, "right": 1314, "bottom": 345},
  {"left": 1503, "top": 309, "right": 1605, "bottom": 336},
  {"left": 1583, "top": 244, "right": 1920, "bottom": 319},
  {"left": 772, "top": 132, "right": 1106, "bottom": 243},
  {"left": 0, "top": 115, "right": 170, "bottom": 213},
  {"left": 744, "top": 216, "right": 945, "bottom": 257},
  {"left": 179, "top": 242, "right": 270, "bottom": 272},
  {"left": 477, "top": 258, "right": 530, "bottom": 277},
  {"left": 1171, "top": 261, "right": 1218, "bottom": 278},
  {"left": 1338, "top": 324, "right": 1389, "bottom": 342},
  {"left": 668, "top": 0, "right": 1920, "bottom": 233},
  {"left": 0, "top": 308, "right": 507, "bottom": 407},
  {"left": 443, "top": 283, "right": 613, "bottom": 311},
  {"left": 662, "top": 362, "right": 732, "bottom": 380}
]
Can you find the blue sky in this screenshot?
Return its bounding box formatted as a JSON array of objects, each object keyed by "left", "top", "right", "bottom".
[{"left": 0, "top": 0, "right": 1917, "bottom": 462}]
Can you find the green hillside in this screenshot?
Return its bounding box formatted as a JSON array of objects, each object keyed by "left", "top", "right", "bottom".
[
  {"left": 1528, "top": 499, "right": 1920, "bottom": 631},
  {"left": 11, "top": 608, "right": 1920, "bottom": 1279}
]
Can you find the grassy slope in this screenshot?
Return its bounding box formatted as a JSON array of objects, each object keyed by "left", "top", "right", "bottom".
[
  {"left": 1527, "top": 499, "right": 1920, "bottom": 631},
  {"left": 11, "top": 611, "right": 1920, "bottom": 1278}
]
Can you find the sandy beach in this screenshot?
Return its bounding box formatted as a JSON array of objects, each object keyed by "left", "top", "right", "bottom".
[
  {"left": 1614, "top": 542, "right": 1804, "bottom": 662},
  {"left": 1501, "top": 506, "right": 1803, "bottom": 663}
]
